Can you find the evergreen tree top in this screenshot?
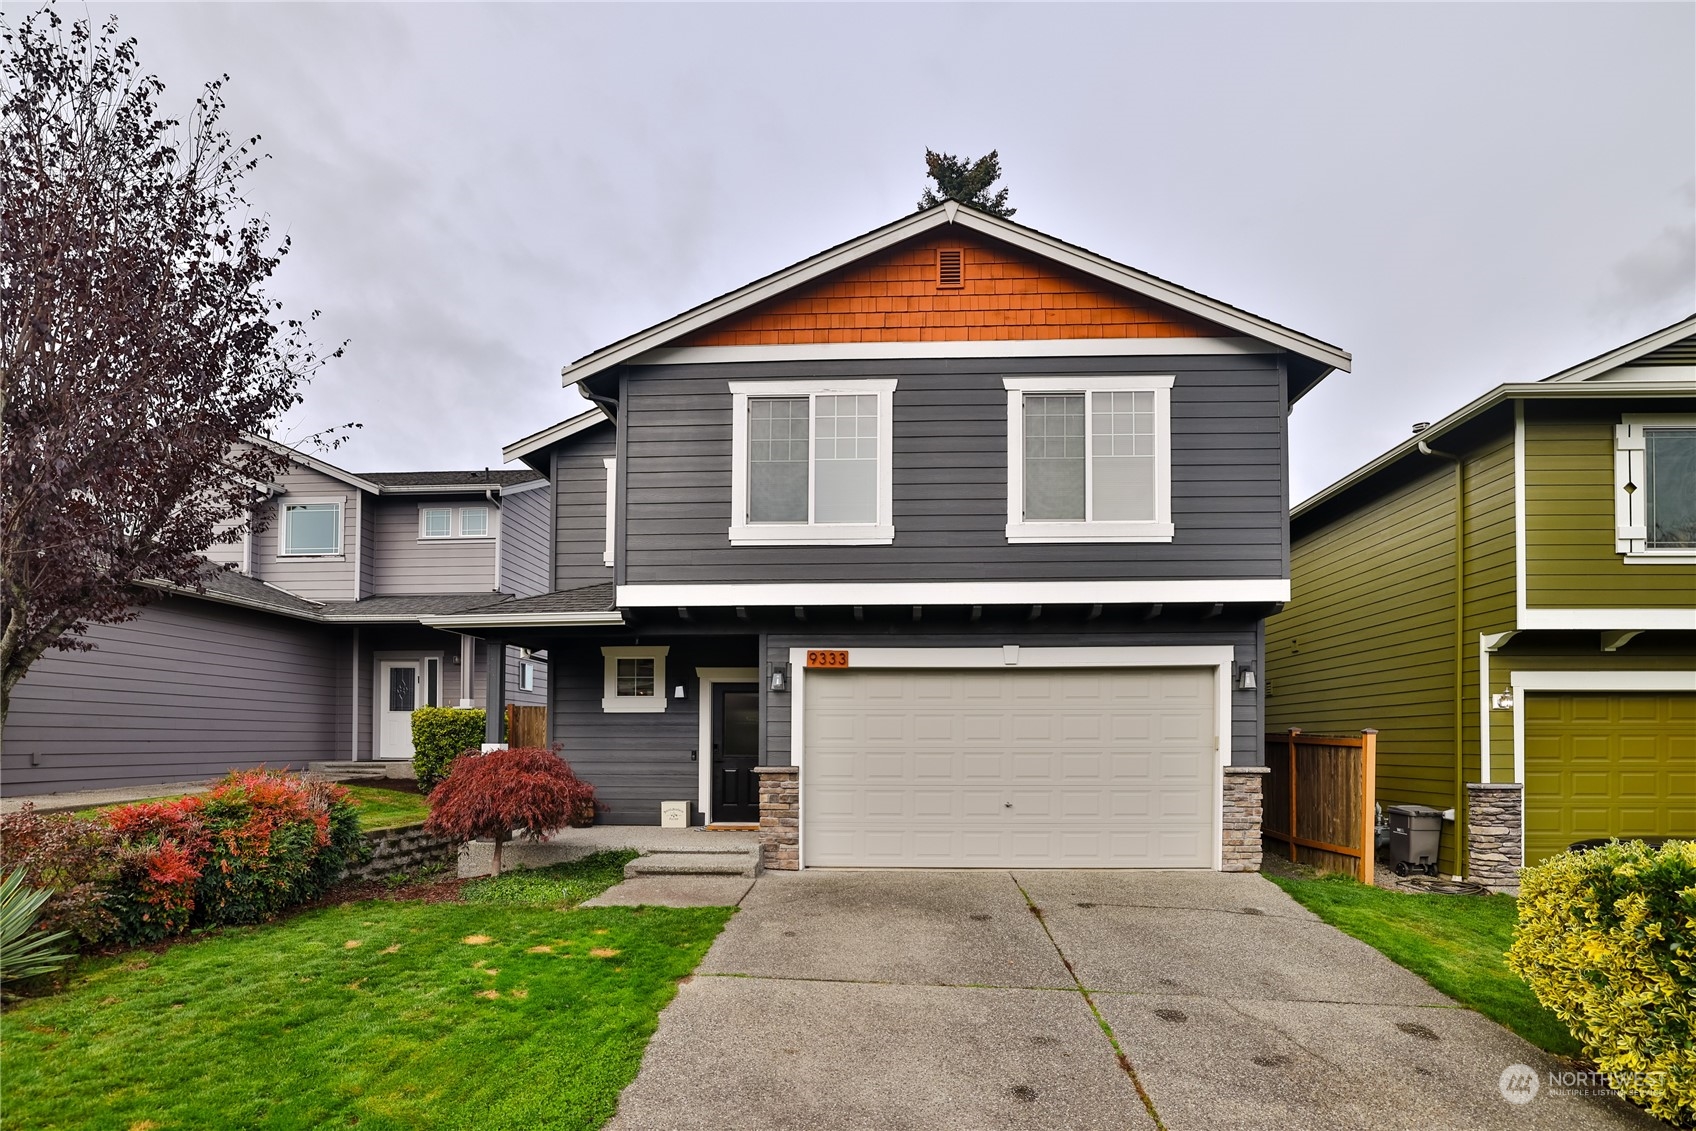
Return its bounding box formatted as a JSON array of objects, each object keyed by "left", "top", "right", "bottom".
[{"left": 916, "top": 149, "right": 1014, "bottom": 218}]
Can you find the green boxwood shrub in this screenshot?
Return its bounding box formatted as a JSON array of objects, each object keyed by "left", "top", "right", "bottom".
[
  {"left": 1507, "top": 839, "right": 1696, "bottom": 1125},
  {"left": 411, "top": 707, "right": 487, "bottom": 792}
]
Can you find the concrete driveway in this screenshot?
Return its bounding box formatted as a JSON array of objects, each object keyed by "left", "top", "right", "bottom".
[{"left": 609, "top": 870, "right": 1655, "bottom": 1131}]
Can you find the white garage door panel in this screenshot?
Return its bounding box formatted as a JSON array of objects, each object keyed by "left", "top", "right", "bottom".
[{"left": 803, "top": 667, "right": 1217, "bottom": 868}]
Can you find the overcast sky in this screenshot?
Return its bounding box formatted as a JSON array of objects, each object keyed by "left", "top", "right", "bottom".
[{"left": 72, "top": 2, "right": 1696, "bottom": 500}]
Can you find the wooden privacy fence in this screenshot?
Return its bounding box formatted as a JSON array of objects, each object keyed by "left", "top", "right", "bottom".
[
  {"left": 1262, "top": 729, "right": 1378, "bottom": 883},
  {"left": 505, "top": 704, "right": 547, "bottom": 748}
]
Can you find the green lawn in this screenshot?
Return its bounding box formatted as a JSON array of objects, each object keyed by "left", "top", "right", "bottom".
[
  {"left": 463, "top": 851, "right": 640, "bottom": 905},
  {"left": 2, "top": 856, "right": 732, "bottom": 1130},
  {"left": 74, "top": 783, "right": 431, "bottom": 833},
  {"left": 1267, "top": 872, "right": 1578, "bottom": 1056}
]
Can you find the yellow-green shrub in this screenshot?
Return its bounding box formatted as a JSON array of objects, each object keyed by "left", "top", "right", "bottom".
[
  {"left": 1507, "top": 839, "right": 1696, "bottom": 1124},
  {"left": 410, "top": 707, "right": 487, "bottom": 793}
]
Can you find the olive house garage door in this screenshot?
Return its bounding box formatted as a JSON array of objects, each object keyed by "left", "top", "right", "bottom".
[
  {"left": 1523, "top": 692, "right": 1696, "bottom": 866},
  {"left": 801, "top": 667, "right": 1217, "bottom": 868}
]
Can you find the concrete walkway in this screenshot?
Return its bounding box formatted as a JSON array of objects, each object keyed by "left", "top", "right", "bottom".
[
  {"left": 0, "top": 779, "right": 218, "bottom": 815},
  {"left": 456, "top": 825, "right": 760, "bottom": 878},
  {"left": 609, "top": 869, "right": 1655, "bottom": 1131}
]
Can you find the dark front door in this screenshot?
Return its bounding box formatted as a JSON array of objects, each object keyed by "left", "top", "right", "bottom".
[{"left": 712, "top": 683, "right": 760, "bottom": 823}]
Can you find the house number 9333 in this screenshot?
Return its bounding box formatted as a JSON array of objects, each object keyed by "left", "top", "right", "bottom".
[{"left": 806, "top": 650, "right": 850, "bottom": 669}]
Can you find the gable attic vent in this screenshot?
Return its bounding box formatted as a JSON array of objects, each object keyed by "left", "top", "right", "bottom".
[{"left": 936, "top": 248, "right": 964, "bottom": 289}]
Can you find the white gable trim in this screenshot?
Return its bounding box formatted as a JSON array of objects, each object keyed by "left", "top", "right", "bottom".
[
  {"left": 1542, "top": 315, "right": 1696, "bottom": 383},
  {"left": 502, "top": 405, "right": 609, "bottom": 464},
  {"left": 559, "top": 205, "right": 1350, "bottom": 387}
]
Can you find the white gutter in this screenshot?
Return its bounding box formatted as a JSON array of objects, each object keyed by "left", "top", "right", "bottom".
[{"left": 420, "top": 610, "right": 625, "bottom": 629}]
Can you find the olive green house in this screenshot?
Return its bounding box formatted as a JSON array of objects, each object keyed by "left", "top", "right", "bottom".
[{"left": 1267, "top": 316, "right": 1696, "bottom": 884}]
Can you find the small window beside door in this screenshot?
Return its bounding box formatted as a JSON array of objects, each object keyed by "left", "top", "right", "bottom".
[
  {"left": 420, "top": 505, "right": 493, "bottom": 539},
  {"left": 601, "top": 646, "right": 668, "bottom": 713}
]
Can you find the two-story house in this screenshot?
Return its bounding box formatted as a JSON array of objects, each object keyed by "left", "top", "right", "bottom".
[
  {"left": 2, "top": 450, "right": 551, "bottom": 795},
  {"left": 1266, "top": 315, "right": 1696, "bottom": 886},
  {"left": 433, "top": 202, "right": 1351, "bottom": 871}
]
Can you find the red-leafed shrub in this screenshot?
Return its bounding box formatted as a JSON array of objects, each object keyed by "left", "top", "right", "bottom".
[
  {"left": 426, "top": 747, "right": 598, "bottom": 875},
  {"left": 0, "top": 770, "right": 369, "bottom": 950},
  {"left": 0, "top": 806, "right": 121, "bottom": 946}
]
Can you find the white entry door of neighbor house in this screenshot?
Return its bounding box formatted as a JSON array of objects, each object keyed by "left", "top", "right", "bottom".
[
  {"left": 378, "top": 660, "right": 423, "bottom": 760},
  {"left": 802, "top": 666, "right": 1218, "bottom": 868}
]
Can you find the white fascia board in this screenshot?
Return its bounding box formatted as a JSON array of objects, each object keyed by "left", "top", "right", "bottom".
[
  {"left": 1516, "top": 607, "right": 1696, "bottom": 632},
  {"left": 1541, "top": 316, "right": 1696, "bottom": 383},
  {"left": 1510, "top": 669, "right": 1696, "bottom": 693},
  {"left": 502, "top": 406, "right": 609, "bottom": 464},
  {"left": 248, "top": 435, "right": 380, "bottom": 495},
  {"left": 1294, "top": 380, "right": 1696, "bottom": 521},
  {"left": 559, "top": 204, "right": 1350, "bottom": 386},
  {"left": 496, "top": 478, "right": 549, "bottom": 497},
  {"left": 637, "top": 338, "right": 1276, "bottom": 366},
  {"left": 375, "top": 483, "right": 531, "bottom": 496},
  {"left": 420, "top": 610, "right": 626, "bottom": 629},
  {"left": 618, "top": 579, "right": 1289, "bottom": 607}
]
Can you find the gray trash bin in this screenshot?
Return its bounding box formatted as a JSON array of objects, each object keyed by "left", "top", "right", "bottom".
[{"left": 1386, "top": 804, "right": 1444, "bottom": 876}]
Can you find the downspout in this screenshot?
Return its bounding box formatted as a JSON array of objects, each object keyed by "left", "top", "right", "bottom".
[
  {"left": 1418, "top": 438, "right": 1468, "bottom": 877},
  {"left": 487, "top": 487, "right": 501, "bottom": 592}
]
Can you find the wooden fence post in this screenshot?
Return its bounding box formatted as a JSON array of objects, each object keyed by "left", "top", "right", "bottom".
[
  {"left": 1286, "top": 728, "right": 1300, "bottom": 857},
  {"left": 1359, "top": 729, "right": 1378, "bottom": 885}
]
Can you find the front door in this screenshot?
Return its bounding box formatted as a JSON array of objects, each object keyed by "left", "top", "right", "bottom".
[
  {"left": 378, "top": 660, "right": 422, "bottom": 760},
  {"left": 711, "top": 683, "right": 760, "bottom": 823}
]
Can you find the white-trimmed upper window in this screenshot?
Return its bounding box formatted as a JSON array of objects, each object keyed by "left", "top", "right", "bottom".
[
  {"left": 419, "top": 505, "right": 491, "bottom": 539},
  {"left": 728, "top": 378, "right": 896, "bottom": 545},
  {"left": 1617, "top": 414, "right": 1696, "bottom": 559},
  {"left": 601, "top": 646, "right": 668, "bottom": 713},
  {"left": 459, "top": 506, "right": 489, "bottom": 538},
  {"left": 421, "top": 507, "right": 453, "bottom": 538},
  {"left": 1004, "top": 375, "right": 1174, "bottom": 543},
  {"left": 281, "top": 499, "right": 343, "bottom": 556}
]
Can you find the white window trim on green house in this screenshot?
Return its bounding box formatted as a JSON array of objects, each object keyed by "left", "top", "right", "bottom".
[
  {"left": 1002, "top": 375, "right": 1175, "bottom": 543},
  {"left": 279, "top": 496, "right": 344, "bottom": 558},
  {"left": 1614, "top": 413, "right": 1696, "bottom": 561},
  {"left": 1512, "top": 403, "right": 1696, "bottom": 633}
]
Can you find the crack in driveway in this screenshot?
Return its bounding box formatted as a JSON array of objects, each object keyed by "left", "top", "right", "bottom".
[{"left": 1012, "top": 873, "right": 1167, "bottom": 1131}]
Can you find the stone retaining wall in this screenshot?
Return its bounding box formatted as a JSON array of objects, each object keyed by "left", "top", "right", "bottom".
[
  {"left": 1222, "top": 766, "right": 1270, "bottom": 872},
  {"left": 343, "top": 823, "right": 456, "bottom": 881},
  {"left": 1466, "top": 783, "right": 1523, "bottom": 892},
  {"left": 754, "top": 765, "right": 800, "bottom": 871}
]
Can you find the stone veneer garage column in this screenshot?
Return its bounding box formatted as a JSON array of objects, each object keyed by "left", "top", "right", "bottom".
[
  {"left": 1466, "top": 782, "right": 1524, "bottom": 892},
  {"left": 1222, "top": 765, "right": 1270, "bottom": 872},
  {"left": 754, "top": 765, "right": 800, "bottom": 871}
]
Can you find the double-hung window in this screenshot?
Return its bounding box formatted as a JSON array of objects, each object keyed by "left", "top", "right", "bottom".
[
  {"left": 728, "top": 379, "right": 896, "bottom": 544},
  {"left": 1003, "top": 375, "right": 1174, "bottom": 542},
  {"left": 281, "top": 499, "right": 343, "bottom": 556},
  {"left": 1616, "top": 415, "right": 1696, "bottom": 559}
]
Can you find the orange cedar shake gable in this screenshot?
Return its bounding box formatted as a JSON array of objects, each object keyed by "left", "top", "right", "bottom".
[{"left": 678, "top": 232, "right": 1227, "bottom": 346}]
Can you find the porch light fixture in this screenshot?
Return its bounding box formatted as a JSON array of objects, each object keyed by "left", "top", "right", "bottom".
[
  {"left": 768, "top": 662, "right": 789, "bottom": 693},
  {"left": 673, "top": 684, "right": 686, "bottom": 700},
  {"left": 1492, "top": 690, "right": 1515, "bottom": 711},
  {"left": 1239, "top": 667, "right": 1257, "bottom": 691}
]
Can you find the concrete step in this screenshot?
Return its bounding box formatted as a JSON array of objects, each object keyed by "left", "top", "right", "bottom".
[
  {"left": 309, "top": 761, "right": 415, "bottom": 780},
  {"left": 625, "top": 849, "right": 761, "bottom": 878}
]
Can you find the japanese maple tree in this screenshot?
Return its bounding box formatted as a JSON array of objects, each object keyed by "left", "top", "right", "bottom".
[
  {"left": 0, "top": 9, "right": 341, "bottom": 724},
  {"left": 425, "top": 747, "right": 598, "bottom": 876}
]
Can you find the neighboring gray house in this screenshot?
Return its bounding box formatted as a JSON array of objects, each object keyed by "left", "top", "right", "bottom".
[
  {"left": 1, "top": 453, "right": 551, "bottom": 796},
  {"left": 433, "top": 202, "right": 1352, "bottom": 871}
]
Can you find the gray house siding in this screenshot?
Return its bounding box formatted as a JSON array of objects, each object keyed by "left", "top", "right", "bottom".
[
  {"left": 553, "top": 425, "right": 617, "bottom": 590},
  {"left": 2, "top": 597, "right": 342, "bottom": 794},
  {"left": 497, "top": 486, "right": 551, "bottom": 598},
  {"left": 250, "top": 464, "right": 361, "bottom": 601},
  {"left": 547, "top": 634, "right": 759, "bottom": 825},
  {"left": 617, "top": 355, "right": 1288, "bottom": 584},
  {"left": 368, "top": 499, "right": 499, "bottom": 596},
  {"left": 504, "top": 647, "right": 548, "bottom": 710}
]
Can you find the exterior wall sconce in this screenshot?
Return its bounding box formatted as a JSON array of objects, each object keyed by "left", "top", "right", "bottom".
[
  {"left": 673, "top": 684, "right": 686, "bottom": 700},
  {"left": 768, "top": 662, "right": 790, "bottom": 693},
  {"left": 1491, "top": 690, "right": 1515, "bottom": 711},
  {"left": 1237, "top": 664, "right": 1257, "bottom": 690}
]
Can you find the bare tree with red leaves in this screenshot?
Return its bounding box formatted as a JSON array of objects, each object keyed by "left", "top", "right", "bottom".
[
  {"left": 425, "top": 748, "right": 599, "bottom": 876},
  {"left": 0, "top": 9, "right": 343, "bottom": 725}
]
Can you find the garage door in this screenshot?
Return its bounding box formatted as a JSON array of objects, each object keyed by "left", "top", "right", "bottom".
[
  {"left": 1524, "top": 692, "right": 1696, "bottom": 865},
  {"left": 802, "top": 667, "right": 1217, "bottom": 868}
]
